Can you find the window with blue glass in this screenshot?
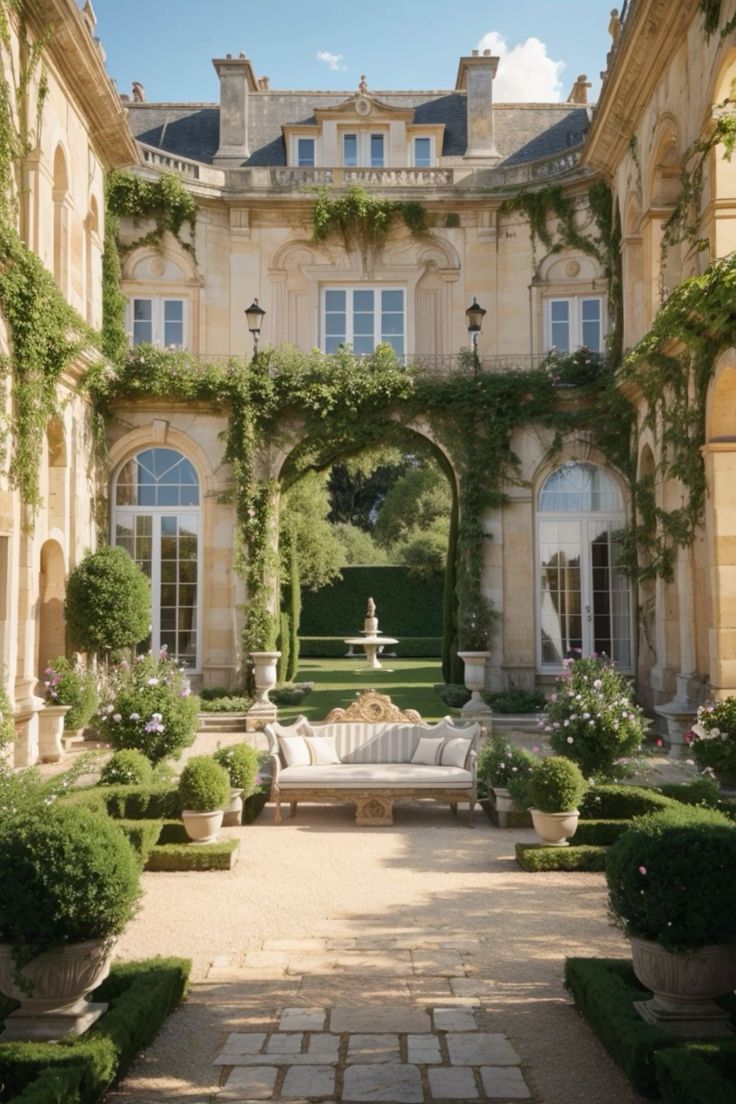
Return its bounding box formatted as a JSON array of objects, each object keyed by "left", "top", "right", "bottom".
[
  {"left": 323, "top": 288, "right": 404, "bottom": 355},
  {"left": 547, "top": 297, "right": 603, "bottom": 353}
]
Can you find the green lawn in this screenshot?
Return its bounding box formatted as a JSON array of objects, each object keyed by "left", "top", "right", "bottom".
[{"left": 284, "top": 657, "right": 447, "bottom": 722}]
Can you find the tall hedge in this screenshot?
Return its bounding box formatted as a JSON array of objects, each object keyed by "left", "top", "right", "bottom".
[{"left": 300, "top": 565, "right": 443, "bottom": 637}]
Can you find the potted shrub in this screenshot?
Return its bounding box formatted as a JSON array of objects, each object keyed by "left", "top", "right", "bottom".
[
  {"left": 178, "top": 755, "right": 230, "bottom": 843},
  {"left": 99, "top": 748, "right": 154, "bottom": 787},
  {"left": 542, "top": 656, "right": 646, "bottom": 779},
  {"left": 606, "top": 805, "right": 736, "bottom": 1036},
  {"left": 477, "top": 732, "right": 539, "bottom": 826},
  {"left": 689, "top": 699, "right": 736, "bottom": 785},
  {"left": 96, "top": 651, "right": 200, "bottom": 764},
  {"left": 213, "top": 743, "right": 260, "bottom": 826},
  {"left": 43, "top": 657, "right": 98, "bottom": 740},
  {"left": 528, "top": 756, "right": 587, "bottom": 846},
  {"left": 0, "top": 804, "right": 140, "bottom": 1041}
]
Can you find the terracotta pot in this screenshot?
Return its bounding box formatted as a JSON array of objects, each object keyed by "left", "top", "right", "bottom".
[
  {"left": 0, "top": 938, "right": 114, "bottom": 1041},
  {"left": 630, "top": 935, "right": 736, "bottom": 1037},
  {"left": 181, "top": 809, "right": 224, "bottom": 843},
  {"left": 530, "top": 808, "right": 579, "bottom": 846},
  {"left": 222, "top": 787, "right": 244, "bottom": 827}
]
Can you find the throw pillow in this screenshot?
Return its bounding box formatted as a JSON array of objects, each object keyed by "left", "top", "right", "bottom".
[
  {"left": 411, "top": 736, "right": 446, "bottom": 765},
  {"left": 278, "top": 734, "right": 311, "bottom": 768},
  {"left": 306, "top": 735, "right": 341, "bottom": 766},
  {"left": 440, "top": 736, "right": 472, "bottom": 769}
]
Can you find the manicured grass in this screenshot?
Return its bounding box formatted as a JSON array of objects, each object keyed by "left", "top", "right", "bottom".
[
  {"left": 146, "top": 821, "right": 239, "bottom": 870},
  {"left": 285, "top": 657, "right": 447, "bottom": 722}
]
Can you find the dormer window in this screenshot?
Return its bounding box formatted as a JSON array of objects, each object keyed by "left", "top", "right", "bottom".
[
  {"left": 413, "top": 137, "right": 432, "bottom": 167},
  {"left": 297, "top": 137, "right": 315, "bottom": 166}
]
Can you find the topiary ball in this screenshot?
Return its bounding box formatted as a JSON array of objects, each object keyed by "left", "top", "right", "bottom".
[
  {"left": 99, "top": 749, "right": 154, "bottom": 787},
  {"left": 178, "top": 756, "right": 230, "bottom": 812},
  {"left": 606, "top": 805, "right": 736, "bottom": 951},
  {"left": 213, "top": 743, "right": 260, "bottom": 793},
  {"left": 0, "top": 804, "right": 141, "bottom": 959},
  {"left": 528, "top": 756, "right": 587, "bottom": 813}
]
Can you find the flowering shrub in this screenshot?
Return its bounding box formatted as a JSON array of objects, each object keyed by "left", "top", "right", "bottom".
[
  {"left": 99, "top": 748, "right": 154, "bottom": 787},
  {"left": 689, "top": 698, "right": 736, "bottom": 784},
  {"left": 96, "top": 652, "right": 200, "bottom": 763},
  {"left": 606, "top": 805, "right": 736, "bottom": 951},
  {"left": 43, "top": 656, "right": 98, "bottom": 731},
  {"left": 477, "top": 731, "right": 539, "bottom": 808},
  {"left": 544, "top": 657, "right": 646, "bottom": 778},
  {"left": 541, "top": 347, "right": 607, "bottom": 389}
]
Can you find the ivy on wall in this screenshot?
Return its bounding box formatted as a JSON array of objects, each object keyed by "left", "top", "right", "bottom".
[{"left": 313, "top": 184, "right": 426, "bottom": 262}]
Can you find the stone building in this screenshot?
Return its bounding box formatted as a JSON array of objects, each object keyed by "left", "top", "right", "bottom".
[{"left": 3, "top": 0, "right": 736, "bottom": 763}]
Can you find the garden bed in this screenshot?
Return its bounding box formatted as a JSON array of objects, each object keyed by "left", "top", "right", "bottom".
[
  {"left": 0, "top": 957, "right": 190, "bottom": 1104},
  {"left": 515, "top": 843, "right": 607, "bottom": 872},
  {"left": 145, "top": 821, "right": 239, "bottom": 871},
  {"left": 564, "top": 958, "right": 736, "bottom": 1098}
]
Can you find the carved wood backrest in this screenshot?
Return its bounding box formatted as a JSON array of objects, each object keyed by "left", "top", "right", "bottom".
[{"left": 323, "top": 689, "right": 423, "bottom": 724}]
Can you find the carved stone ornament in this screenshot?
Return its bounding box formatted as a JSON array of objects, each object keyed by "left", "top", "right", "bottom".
[
  {"left": 325, "top": 689, "right": 423, "bottom": 724},
  {"left": 355, "top": 95, "right": 372, "bottom": 115}
]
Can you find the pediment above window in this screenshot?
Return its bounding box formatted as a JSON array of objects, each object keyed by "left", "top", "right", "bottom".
[{"left": 313, "top": 94, "right": 414, "bottom": 123}]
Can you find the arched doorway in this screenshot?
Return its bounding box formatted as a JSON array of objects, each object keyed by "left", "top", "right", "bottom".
[
  {"left": 113, "top": 447, "right": 201, "bottom": 669},
  {"left": 537, "top": 462, "right": 633, "bottom": 671},
  {"left": 38, "top": 540, "right": 66, "bottom": 677}
]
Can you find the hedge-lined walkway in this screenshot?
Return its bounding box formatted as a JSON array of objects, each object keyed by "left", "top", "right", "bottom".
[{"left": 107, "top": 802, "right": 647, "bottom": 1104}]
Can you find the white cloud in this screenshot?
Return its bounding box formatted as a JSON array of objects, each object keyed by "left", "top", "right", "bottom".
[
  {"left": 317, "top": 50, "right": 347, "bottom": 72},
  {"left": 475, "top": 32, "right": 565, "bottom": 102}
]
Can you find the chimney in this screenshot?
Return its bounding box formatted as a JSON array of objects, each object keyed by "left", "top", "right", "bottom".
[
  {"left": 455, "top": 50, "right": 500, "bottom": 160},
  {"left": 212, "top": 53, "right": 259, "bottom": 165}
]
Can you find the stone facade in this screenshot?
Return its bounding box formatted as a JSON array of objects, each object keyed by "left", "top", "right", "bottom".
[{"left": 4, "top": 0, "right": 736, "bottom": 762}]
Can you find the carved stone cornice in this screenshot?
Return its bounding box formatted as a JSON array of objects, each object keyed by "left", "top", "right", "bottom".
[
  {"left": 584, "top": 0, "right": 700, "bottom": 176},
  {"left": 28, "top": 0, "right": 138, "bottom": 169}
]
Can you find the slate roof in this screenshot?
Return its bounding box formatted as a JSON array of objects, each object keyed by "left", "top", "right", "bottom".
[{"left": 125, "top": 92, "right": 590, "bottom": 168}]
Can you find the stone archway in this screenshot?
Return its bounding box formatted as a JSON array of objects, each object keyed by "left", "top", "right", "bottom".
[{"left": 37, "top": 540, "right": 66, "bottom": 678}]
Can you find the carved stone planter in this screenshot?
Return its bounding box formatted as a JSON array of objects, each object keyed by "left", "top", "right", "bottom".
[
  {"left": 38, "top": 704, "right": 71, "bottom": 763},
  {"left": 630, "top": 936, "right": 736, "bottom": 1037},
  {"left": 530, "top": 808, "right": 579, "bottom": 846},
  {"left": 246, "top": 651, "right": 281, "bottom": 731},
  {"left": 458, "top": 651, "right": 491, "bottom": 718},
  {"left": 181, "top": 809, "right": 224, "bottom": 843},
  {"left": 0, "top": 938, "right": 114, "bottom": 1041},
  {"left": 222, "top": 787, "right": 243, "bottom": 827}
]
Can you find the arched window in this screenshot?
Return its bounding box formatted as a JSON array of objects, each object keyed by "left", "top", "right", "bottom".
[
  {"left": 537, "top": 462, "right": 632, "bottom": 671},
  {"left": 113, "top": 448, "right": 200, "bottom": 668}
]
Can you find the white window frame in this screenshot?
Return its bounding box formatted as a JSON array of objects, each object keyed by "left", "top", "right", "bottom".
[
  {"left": 411, "top": 135, "right": 435, "bottom": 167},
  {"left": 321, "top": 286, "right": 405, "bottom": 356},
  {"left": 545, "top": 295, "right": 604, "bottom": 354},
  {"left": 340, "top": 130, "right": 388, "bottom": 167},
  {"left": 129, "top": 297, "right": 187, "bottom": 350}
]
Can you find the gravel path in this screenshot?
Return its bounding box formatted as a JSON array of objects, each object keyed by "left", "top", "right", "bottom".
[{"left": 109, "top": 800, "right": 647, "bottom": 1104}]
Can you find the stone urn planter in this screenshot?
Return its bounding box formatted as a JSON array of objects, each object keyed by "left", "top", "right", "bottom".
[
  {"left": 222, "top": 787, "right": 244, "bottom": 827},
  {"left": 38, "top": 704, "right": 70, "bottom": 763},
  {"left": 251, "top": 651, "right": 281, "bottom": 706},
  {"left": 630, "top": 936, "right": 736, "bottom": 1037},
  {"left": 181, "top": 808, "right": 225, "bottom": 843},
  {"left": 458, "top": 651, "right": 490, "bottom": 715},
  {"left": 0, "top": 938, "right": 114, "bottom": 1041},
  {"left": 530, "top": 807, "right": 580, "bottom": 846}
]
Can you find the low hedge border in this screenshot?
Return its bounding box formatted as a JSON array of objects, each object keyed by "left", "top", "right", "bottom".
[
  {"left": 0, "top": 957, "right": 190, "bottom": 1104},
  {"left": 299, "top": 635, "right": 442, "bottom": 658},
  {"left": 64, "top": 784, "right": 181, "bottom": 820},
  {"left": 515, "top": 843, "right": 607, "bottom": 872},
  {"left": 573, "top": 819, "right": 633, "bottom": 846},
  {"left": 145, "top": 822, "right": 239, "bottom": 871},
  {"left": 579, "top": 785, "right": 679, "bottom": 820},
  {"left": 654, "top": 1044, "right": 736, "bottom": 1104},
  {"left": 115, "top": 819, "right": 163, "bottom": 863}
]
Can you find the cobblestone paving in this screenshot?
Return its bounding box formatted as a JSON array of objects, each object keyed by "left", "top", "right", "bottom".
[{"left": 208, "top": 935, "right": 531, "bottom": 1103}]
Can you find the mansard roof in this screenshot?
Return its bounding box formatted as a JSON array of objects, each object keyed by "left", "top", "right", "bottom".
[{"left": 125, "top": 91, "right": 590, "bottom": 169}]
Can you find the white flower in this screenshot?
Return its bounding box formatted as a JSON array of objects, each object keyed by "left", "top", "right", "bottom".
[
  {"left": 147, "top": 677, "right": 160, "bottom": 687},
  {"left": 130, "top": 712, "right": 140, "bottom": 721},
  {"left": 113, "top": 713, "right": 122, "bottom": 723}
]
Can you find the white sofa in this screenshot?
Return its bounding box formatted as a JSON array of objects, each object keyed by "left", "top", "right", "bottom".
[{"left": 264, "top": 691, "right": 480, "bottom": 826}]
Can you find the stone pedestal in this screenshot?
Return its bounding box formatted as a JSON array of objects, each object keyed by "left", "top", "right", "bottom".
[
  {"left": 458, "top": 651, "right": 493, "bottom": 727},
  {"left": 654, "top": 673, "right": 699, "bottom": 759}
]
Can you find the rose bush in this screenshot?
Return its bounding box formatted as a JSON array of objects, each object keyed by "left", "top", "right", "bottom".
[
  {"left": 544, "top": 656, "right": 646, "bottom": 778},
  {"left": 689, "top": 698, "right": 736, "bottom": 785},
  {"left": 95, "top": 651, "right": 200, "bottom": 763}
]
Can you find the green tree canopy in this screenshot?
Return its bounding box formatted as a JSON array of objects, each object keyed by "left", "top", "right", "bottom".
[
  {"left": 373, "top": 463, "right": 452, "bottom": 549},
  {"left": 65, "top": 546, "right": 151, "bottom": 657},
  {"left": 332, "top": 522, "right": 388, "bottom": 566},
  {"left": 281, "top": 471, "right": 344, "bottom": 590}
]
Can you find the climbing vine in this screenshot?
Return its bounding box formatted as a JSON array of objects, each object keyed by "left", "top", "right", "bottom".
[{"left": 313, "top": 184, "right": 426, "bottom": 262}]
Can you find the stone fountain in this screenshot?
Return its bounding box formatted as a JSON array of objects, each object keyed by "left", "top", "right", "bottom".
[{"left": 344, "top": 597, "right": 398, "bottom": 670}]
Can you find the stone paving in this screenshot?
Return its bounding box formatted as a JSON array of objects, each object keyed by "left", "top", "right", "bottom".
[{"left": 208, "top": 936, "right": 531, "bottom": 1103}]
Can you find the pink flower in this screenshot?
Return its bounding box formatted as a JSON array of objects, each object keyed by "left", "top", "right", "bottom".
[
  {"left": 638, "top": 866, "right": 647, "bottom": 875},
  {"left": 656, "top": 738, "right": 663, "bottom": 748}
]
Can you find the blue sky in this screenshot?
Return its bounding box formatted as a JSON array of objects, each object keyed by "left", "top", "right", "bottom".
[{"left": 92, "top": 0, "right": 613, "bottom": 104}]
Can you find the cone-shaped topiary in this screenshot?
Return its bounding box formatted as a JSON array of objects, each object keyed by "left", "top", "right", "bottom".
[
  {"left": 0, "top": 804, "right": 141, "bottom": 966},
  {"left": 528, "top": 756, "right": 587, "bottom": 813},
  {"left": 178, "top": 756, "right": 230, "bottom": 812},
  {"left": 213, "top": 743, "right": 260, "bottom": 793},
  {"left": 99, "top": 748, "right": 155, "bottom": 787},
  {"left": 606, "top": 805, "right": 736, "bottom": 952}
]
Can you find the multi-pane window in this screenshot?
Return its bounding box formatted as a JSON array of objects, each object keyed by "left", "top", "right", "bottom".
[
  {"left": 323, "top": 288, "right": 404, "bottom": 356},
  {"left": 297, "top": 137, "right": 315, "bottom": 166},
  {"left": 537, "top": 463, "right": 632, "bottom": 671},
  {"left": 114, "top": 448, "right": 200, "bottom": 668},
  {"left": 131, "top": 298, "right": 186, "bottom": 349},
  {"left": 547, "top": 297, "right": 603, "bottom": 353},
  {"left": 413, "top": 137, "right": 432, "bottom": 167},
  {"left": 343, "top": 133, "right": 358, "bottom": 167},
  {"left": 342, "top": 132, "right": 387, "bottom": 167}
]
